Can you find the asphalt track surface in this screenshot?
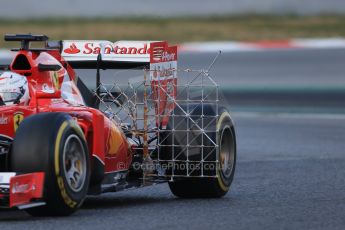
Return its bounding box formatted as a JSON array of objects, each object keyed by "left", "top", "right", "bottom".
[{"left": 0, "top": 49, "right": 345, "bottom": 229}]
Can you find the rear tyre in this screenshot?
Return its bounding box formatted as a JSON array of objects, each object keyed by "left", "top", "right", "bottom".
[
  {"left": 162, "top": 105, "right": 236, "bottom": 198},
  {"left": 11, "top": 113, "right": 90, "bottom": 216}
]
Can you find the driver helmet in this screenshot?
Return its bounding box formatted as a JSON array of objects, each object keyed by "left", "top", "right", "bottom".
[{"left": 0, "top": 71, "right": 30, "bottom": 106}]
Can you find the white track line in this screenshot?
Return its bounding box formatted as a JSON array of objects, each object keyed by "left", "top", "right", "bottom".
[{"left": 179, "top": 38, "right": 345, "bottom": 53}]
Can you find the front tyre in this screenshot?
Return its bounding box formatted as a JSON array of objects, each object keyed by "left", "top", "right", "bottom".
[{"left": 11, "top": 113, "right": 90, "bottom": 216}]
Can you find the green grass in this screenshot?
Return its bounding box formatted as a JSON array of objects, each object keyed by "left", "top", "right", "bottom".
[{"left": 0, "top": 15, "right": 344, "bottom": 47}]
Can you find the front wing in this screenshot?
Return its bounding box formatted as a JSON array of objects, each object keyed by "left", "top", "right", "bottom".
[{"left": 0, "top": 172, "right": 45, "bottom": 209}]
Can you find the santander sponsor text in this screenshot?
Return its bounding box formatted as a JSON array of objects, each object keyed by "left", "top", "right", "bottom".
[{"left": 74, "top": 43, "right": 151, "bottom": 55}]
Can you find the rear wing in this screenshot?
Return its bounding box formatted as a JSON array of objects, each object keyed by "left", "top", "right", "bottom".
[
  {"left": 61, "top": 40, "right": 155, "bottom": 69},
  {"left": 3, "top": 34, "right": 155, "bottom": 69}
]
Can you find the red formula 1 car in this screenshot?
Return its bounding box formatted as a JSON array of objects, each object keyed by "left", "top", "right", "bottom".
[{"left": 0, "top": 34, "right": 236, "bottom": 216}]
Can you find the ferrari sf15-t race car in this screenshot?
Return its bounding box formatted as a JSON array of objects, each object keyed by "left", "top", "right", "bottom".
[{"left": 0, "top": 34, "right": 236, "bottom": 216}]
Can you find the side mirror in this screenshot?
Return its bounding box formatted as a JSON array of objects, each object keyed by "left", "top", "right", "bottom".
[
  {"left": 46, "top": 40, "right": 62, "bottom": 51},
  {"left": 38, "top": 63, "right": 62, "bottom": 71}
]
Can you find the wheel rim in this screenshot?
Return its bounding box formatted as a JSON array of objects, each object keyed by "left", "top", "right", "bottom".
[
  {"left": 62, "top": 134, "right": 87, "bottom": 193},
  {"left": 219, "top": 125, "right": 235, "bottom": 178}
]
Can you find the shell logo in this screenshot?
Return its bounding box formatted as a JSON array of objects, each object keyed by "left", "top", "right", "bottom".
[{"left": 106, "top": 123, "right": 125, "bottom": 156}]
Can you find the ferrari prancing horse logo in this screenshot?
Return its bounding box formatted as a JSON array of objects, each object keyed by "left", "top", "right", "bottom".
[{"left": 13, "top": 112, "right": 24, "bottom": 131}]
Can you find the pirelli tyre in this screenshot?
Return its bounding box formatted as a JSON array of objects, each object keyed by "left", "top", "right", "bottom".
[
  {"left": 11, "top": 113, "right": 90, "bottom": 216},
  {"left": 160, "top": 105, "right": 236, "bottom": 198}
]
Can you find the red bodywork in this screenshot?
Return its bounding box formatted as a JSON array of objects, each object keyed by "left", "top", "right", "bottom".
[
  {"left": 2, "top": 49, "right": 132, "bottom": 172},
  {"left": 0, "top": 49, "right": 132, "bottom": 207}
]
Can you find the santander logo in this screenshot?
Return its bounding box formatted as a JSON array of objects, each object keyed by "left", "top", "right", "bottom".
[
  {"left": 64, "top": 42, "right": 150, "bottom": 55},
  {"left": 63, "top": 43, "right": 81, "bottom": 54}
]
